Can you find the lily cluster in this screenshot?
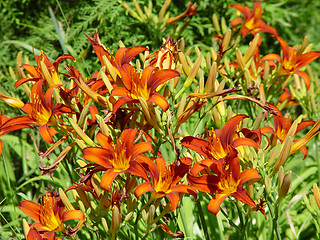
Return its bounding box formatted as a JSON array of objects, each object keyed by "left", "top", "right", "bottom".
[{"left": 1, "top": 1, "right": 320, "bottom": 239}]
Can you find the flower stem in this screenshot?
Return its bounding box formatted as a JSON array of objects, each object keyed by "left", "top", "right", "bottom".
[{"left": 196, "top": 200, "right": 210, "bottom": 240}]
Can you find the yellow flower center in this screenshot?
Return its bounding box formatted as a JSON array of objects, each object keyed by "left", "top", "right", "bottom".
[
  {"left": 218, "top": 174, "right": 240, "bottom": 195},
  {"left": 32, "top": 94, "right": 52, "bottom": 126},
  {"left": 208, "top": 131, "right": 228, "bottom": 160},
  {"left": 112, "top": 147, "right": 131, "bottom": 172},
  {"left": 40, "top": 196, "right": 64, "bottom": 232}
]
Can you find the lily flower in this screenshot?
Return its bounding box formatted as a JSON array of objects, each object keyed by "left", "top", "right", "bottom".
[
  {"left": 20, "top": 80, "right": 74, "bottom": 144},
  {"left": 82, "top": 129, "right": 153, "bottom": 190},
  {"left": 111, "top": 64, "right": 180, "bottom": 113},
  {"left": 0, "top": 114, "right": 33, "bottom": 156},
  {"left": 187, "top": 157, "right": 261, "bottom": 215},
  {"left": 19, "top": 192, "right": 85, "bottom": 238},
  {"left": 268, "top": 103, "right": 315, "bottom": 158},
  {"left": 15, "top": 51, "right": 75, "bottom": 88},
  {"left": 25, "top": 227, "right": 60, "bottom": 240},
  {"left": 86, "top": 31, "right": 147, "bottom": 69},
  {"left": 262, "top": 36, "right": 320, "bottom": 89},
  {"left": 181, "top": 115, "right": 259, "bottom": 167},
  {"left": 134, "top": 157, "right": 197, "bottom": 211},
  {"left": 229, "top": 2, "right": 278, "bottom": 38}
]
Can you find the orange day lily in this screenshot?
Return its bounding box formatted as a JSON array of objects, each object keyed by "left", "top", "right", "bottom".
[
  {"left": 134, "top": 157, "right": 197, "bottom": 211},
  {"left": 111, "top": 64, "right": 180, "bottom": 113},
  {"left": 262, "top": 36, "right": 320, "bottom": 89},
  {"left": 15, "top": 51, "right": 75, "bottom": 88},
  {"left": 187, "top": 157, "right": 261, "bottom": 215},
  {"left": 24, "top": 227, "right": 61, "bottom": 240},
  {"left": 0, "top": 114, "right": 34, "bottom": 156},
  {"left": 181, "top": 115, "right": 259, "bottom": 169},
  {"left": 229, "top": 2, "right": 278, "bottom": 38},
  {"left": 268, "top": 103, "right": 315, "bottom": 158},
  {"left": 20, "top": 80, "right": 74, "bottom": 144},
  {"left": 19, "top": 192, "right": 85, "bottom": 238},
  {"left": 82, "top": 129, "right": 152, "bottom": 190},
  {"left": 86, "top": 31, "right": 147, "bottom": 70}
]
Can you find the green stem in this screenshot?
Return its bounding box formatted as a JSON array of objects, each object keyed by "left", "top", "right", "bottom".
[
  {"left": 220, "top": 208, "right": 240, "bottom": 231},
  {"left": 268, "top": 201, "right": 281, "bottom": 240},
  {"left": 134, "top": 210, "right": 141, "bottom": 240},
  {"left": 196, "top": 200, "right": 210, "bottom": 240}
]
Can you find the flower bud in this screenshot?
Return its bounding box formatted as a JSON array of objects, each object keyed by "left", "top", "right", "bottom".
[
  {"left": 313, "top": 183, "right": 320, "bottom": 210},
  {"left": 111, "top": 205, "right": 121, "bottom": 237},
  {"left": 302, "top": 194, "right": 315, "bottom": 213},
  {"left": 22, "top": 219, "right": 30, "bottom": 238},
  {"left": 147, "top": 205, "right": 156, "bottom": 228},
  {"left": 101, "top": 217, "right": 109, "bottom": 232},
  {"left": 277, "top": 166, "right": 284, "bottom": 188},
  {"left": 59, "top": 188, "right": 74, "bottom": 211},
  {"left": 277, "top": 171, "right": 292, "bottom": 202},
  {"left": 0, "top": 93, "right": 24, "bottom": 108},
  {"left": 264, "top": 176, "right": 271, "bottom": 196},
  {"left": 69, "top": 118, "right": 95, "bottom": 146}
]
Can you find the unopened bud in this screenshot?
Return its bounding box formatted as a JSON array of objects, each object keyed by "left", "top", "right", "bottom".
[
  {"left": 278, "top": 166, "right": 284, "bottom": 188},
  {"left": 222, "top": 29, "right": 231, "bottom": 53},
  {"left": 22, "top": 219, "right": 30, "bottom": 238},
  {"left": 272, "top": 137, "right": 293, "bottom": 175},
  {"left": 101, "top": 217, "right": 109, "bottom": 232},
  {"left": 313, "top": 183, "right": 320, "bottom": 210},
  {"left": 111, "top": 205, "right": 121, "bottom": 236},
  {"left": 141, "top": 209, "right": 148, "bottom": 223},
  {"left": 147, "top": 205, "right": 156, "bottom": 227},
  {"left": 0, "top": 92, "right": 24, "bottom": 108},
  {"left": 236, "top": 48, "right": 245, "bottom": 71},
  {"left": 212, "top": 14, "right": 221, "bottom": 33},
  {"left": 303, "top": 194, "right": 314, "bottom": 212},
  {"left": 59, "top": 188, "right": 74, "bottom": 210},
  {"left": 69, "top": 118, "right": 95, "bottom": 146},
  {"left": 264, "top": 176, "right": 271, "bottom": 196},
  {"left": 277, "top": 171, "right": 292, "bottom": 202}
]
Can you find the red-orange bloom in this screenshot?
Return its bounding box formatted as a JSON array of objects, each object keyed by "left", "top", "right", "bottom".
[
  {"left": 82, "top": 129, "right": 152, "bottom": 190},
  {"left": 111, "top": 64, "right": 180, "bottom": 113},
  {"left": 25, "top": 228, "right": 61, "bottom": 240},
  {"left": 268, "top": 103, "right": 315, "bottom": 158},
  {"left": 0, "top": 114, "right": 34, "bottom": 155},
  {"left": 134, "top": 157, "right": 197, "bottom": 211},
  {"left": 181, "top": 115, "right": 259, "bottom": 167},
  {"left": 20, "top": 80, "right": 74, "bottom": 144},
  {"left": 262, "top": 36, "right": 320, "bottom": 89},
  {"left": 187, "top": 157, "right": 260, "bottom": 215},
  {"left": 86, "top": 31, "right": 147, "bottom": 69},
  {"left": 229, "top": 2, "right": 278, "bottom": 38},
  {"left": 15, "top": 52, "right": 75, "bottom": 88},
  {"left": 19, "top": 192, "right": 85, "bottom": 238}
]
